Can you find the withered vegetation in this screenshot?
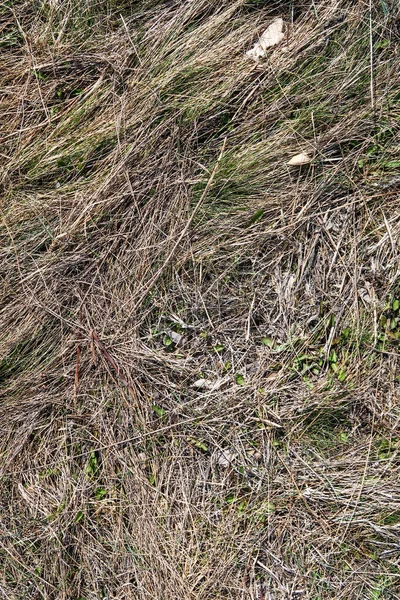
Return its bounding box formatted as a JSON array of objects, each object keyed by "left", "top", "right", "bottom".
[{"left": 1, "top": 1, "right": 400, "bottom": 598}]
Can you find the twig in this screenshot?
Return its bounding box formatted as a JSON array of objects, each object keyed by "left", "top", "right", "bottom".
[
  {"left": 121, "top": 14, "right": 143, "bottom": 66},
  {"left": 91, "top": 331, "right": 137, "bottom": 402},
  {"left": 73, "top": 345, "right": 81, "bottom": 406}
]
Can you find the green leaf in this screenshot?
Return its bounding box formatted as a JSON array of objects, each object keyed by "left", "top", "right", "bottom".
[
  {"left": 235, "top": 373, "right": 245, "bottom": 385},
  {"left": 163, "top": 335, "right": 173, "bottom": 346},
  {"left": 367, "top": 144, "right": 379, "bottom": 156},
  {"left": 33, "top": 69, "right": 47, "bottom": 81},
  {"left": 74, "top": 511, "right": 84, "bottom": 523},
  {"left": 380, "top": 0, "right": 389, "bottom": 16},
  {"left": 152, "top": 404, "right": 165, "bottom": 418},
  {"left": 85, "top": 451, "right": 98, "bottom": 478},
  {"left": 393, "top": 299, "right": 399, "bottom": 312},
  {"left": 213, "top": 344, "right": 224, "bottom": 352},
  {"left": 262, "top": 337, "right": 274, "bottom": 348},
  {"left": 341, "top": 328, "right": 350, "bottom": 340},
  {"left": 376, "top": 38, "right": 390, "bottom": 50},
  {"left": 191, "top": 438, "right": 208, "bottom": 452},
  {"left": 249, "top": 209, "right": 264, "bottom": 225},
  {"left": 337, "top": 370, "right": 346, "bottom": 382},
  {"left": 95, "top": 488, "right": 107, "bottom": 500}
]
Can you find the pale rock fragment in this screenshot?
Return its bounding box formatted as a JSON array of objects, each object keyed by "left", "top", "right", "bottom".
[
  {"left": 287, "top": 152, "right": 312, "bottom": 166},
  {"left": 165, "top": 329, "right": 183, "bottom": 344},
  {"left": 192, "top": 379, "right": 224, "bottom": 391},
  {"left": 246, "top": 18, "right": 285, "bottom": 61}
]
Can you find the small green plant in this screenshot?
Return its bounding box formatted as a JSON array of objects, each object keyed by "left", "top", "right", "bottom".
[
  {"left": 188, "top": 438, "right": 208, "bottom": 452},
  {"left": 74, "top": 510, "right": 84, "bottom": 523},
  {"left": 85, "top": 451, "right": 99, "bottom": 478},
  {"left": 376, "top": 437, "right": 398, "bottom": 460},
  {"left": 152, "top": 404, "right": 165, "bottom": 418},
  {"left": 381, "top": 511, "right": 400, "bottom": 526},
  {"left": 235, "top": 373, "right": 245, "bottom": 385},
  {"left": 213, "top": 343, "right": 224, "bottom": 352},
  {"left": 95, "top": 488, "right": 107, "bottom": 500}
]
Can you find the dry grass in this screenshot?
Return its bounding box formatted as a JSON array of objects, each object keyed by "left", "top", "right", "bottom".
[{"left": 1, "top": 0, "right": 400, "bottom": 598}]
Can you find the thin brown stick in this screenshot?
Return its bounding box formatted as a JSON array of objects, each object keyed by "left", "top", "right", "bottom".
[{"left": 73, "top": 345, "right": 81, "bottom": 406}]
